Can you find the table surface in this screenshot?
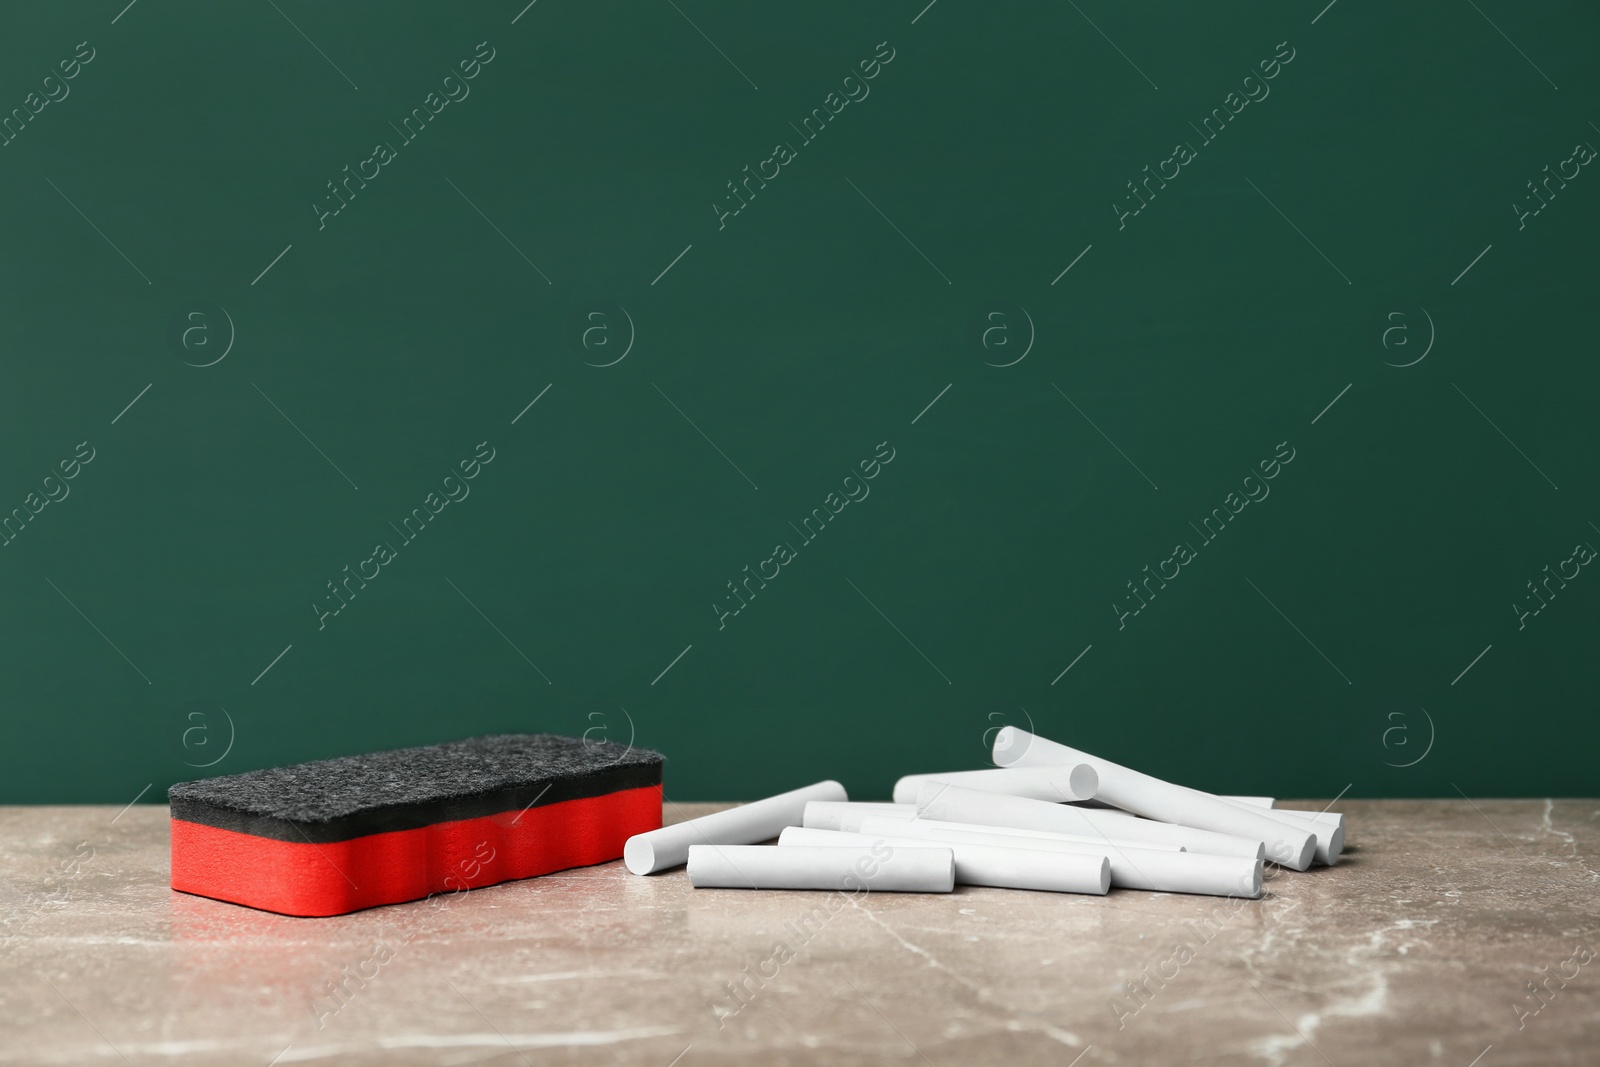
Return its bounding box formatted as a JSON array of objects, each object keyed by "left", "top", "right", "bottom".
[{"left": 1, "top": 800, "right": 1596, "bottom": 1067}]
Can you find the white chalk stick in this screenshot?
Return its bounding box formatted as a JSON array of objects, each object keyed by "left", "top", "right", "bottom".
[
  {"left": 861, "top": 815, "right": 1183, "bottom": 853},
  {"left": 624, "top": 780, "right": 847, "bottom": 875},
  {"left": 992, "top": 728, "right": 1315, "bottom": 870},
  {"left": 802, "top": 801, "right": 917, "bottom": 832},
  {"left": 1128, "top": 795, "right": 1337, "bottom": 865},
  {"left": 1282, "top": 807, "right": 1344, "bottom": 832},
  {"left": 861, "top": 817, "right": 1260, "bottom": 898},
  {"left": 916, "top": 782, "right": 1265, "bottom": 860},
  {"left": 685, "top": 844, "right": 954, "bottom": 892},
  {"left": 1217, "top": 799, "right": 1343, "bottom": 864},
  {"left": 1224, "top": 796, "right": 1346, "bottom": 832},
  {"left": 890, "top": 765, "right": 1098, "bottom": 805},
  {"left": 780, "top": 826, "right": 1110, "bottom": 895}
]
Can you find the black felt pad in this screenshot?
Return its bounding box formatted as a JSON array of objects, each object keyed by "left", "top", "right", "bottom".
[{"left": 168, "top": 734, "right": 664, "bottom": 843}]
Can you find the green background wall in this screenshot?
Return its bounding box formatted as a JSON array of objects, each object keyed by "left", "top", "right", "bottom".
[{"left": 2, "top": 1, "right": 1595, "bottom": 804}]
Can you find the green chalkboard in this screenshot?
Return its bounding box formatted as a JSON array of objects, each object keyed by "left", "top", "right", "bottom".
[{"left": 3, "top": 1, "right": 1596, "bottom": 805}]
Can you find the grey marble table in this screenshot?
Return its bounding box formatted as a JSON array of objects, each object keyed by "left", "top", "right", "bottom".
[{"left": 1, "top": 800, "right": 1596, "bottom": 1066}]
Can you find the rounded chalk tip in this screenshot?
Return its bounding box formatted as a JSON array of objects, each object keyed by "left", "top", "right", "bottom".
[
  {"left": 623, "top": 836, "right": 655, "bottom": 876},
  {"left": 1325, "top": 824, "right": 1345, "bottom": 863},
  {"left": 1068, "top": 763, "right": 1098, "bottom": 800},
  {"left": 1277, "top": 833, "right": 1316, "bottom": 871},
  {"left": 816, "top": 779, "right": 850, "bottom": 802},
  {"left": 1246, "top": 860, "right": 1264, "bottom": 898},
  {"left": 1095, "top": 856, "right": 1112, "bottom": 895},
  {"left": 991, "top": 725, "right": 1022, "bottom": 765}
]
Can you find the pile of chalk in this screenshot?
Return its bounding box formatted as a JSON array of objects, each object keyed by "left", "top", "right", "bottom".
[{"left": 623, "top": 727, "right": 1345, "bottom": 899}]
